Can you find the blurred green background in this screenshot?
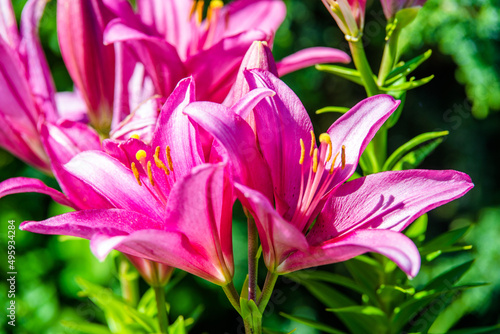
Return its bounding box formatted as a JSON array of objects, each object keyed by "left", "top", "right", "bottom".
[{"left": 1, "top": 0, "right": 499, "bottom": 333}]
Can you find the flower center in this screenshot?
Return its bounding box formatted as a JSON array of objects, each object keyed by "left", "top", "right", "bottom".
[{"left": 292, "top": 131, "right": 345, "bottom": 233}]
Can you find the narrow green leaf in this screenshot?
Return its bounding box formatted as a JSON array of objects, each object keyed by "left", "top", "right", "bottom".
[
  {"left": 344, "top": 256, "right": 383, "bottom": 304},
  {"left": 279, "top": 312, "right": 346, "bottom": 334},
  {"left": 444, "top": 324, "right": 500, "bottom": 334},
  {"left": 383, "top": 131, "right": 449, "bottom": 171},
  {"left": 240, "top": 275, "right": 262, "bottom": 301},
  {"left": 60, "top": 321, "right": 112, "bottom": 334},
  {"left": 169, "top": 316, "right": 188, "bottom": 334},
  {"left": 380, "top": 75, "right": 434, "bottom": 92},
  {"left": 385, "top": 50, "right": 432, "bottom": 85},
  {"left": 300, "top": 280, "right": 357, "bottom": 308},
  {"left": 287, "top": 270, "right": 365, "bottom": 294},
  {"left": 327, "top": 306, "right": 389, "bottom": 334},
  {"left": 419, "top": 226, "right": 471, "bottom": 256},
  {"left": 315, "top": 64, "right": 364, "bottom": 85},
  {"left": 405, "top": 214, "right": 428, "bottom": 242},
  {"left": 315, "top": 106, "right": 350, "bottom": 114},
  {"left": 424, "top": 260, "right": 475, "bottom": 292}
]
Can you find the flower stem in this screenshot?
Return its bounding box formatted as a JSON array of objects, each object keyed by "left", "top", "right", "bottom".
[
  {"left": 153, "top": 285, "right": 169, "bottom": 334},
  {"left": 257, "top": 272, "right": 279, "bottom": 313},
  {"left": 348, "top": 38, "right": 379, "bottom": 97},
  {"left": 247, "top": 214, "right": 259, "bottom": 302},
  {"left": 377, "top": 26, "right": 401, "bottom": 87},
  {"left": 223, "top": 281, "right": 242, "bottom": 315}
]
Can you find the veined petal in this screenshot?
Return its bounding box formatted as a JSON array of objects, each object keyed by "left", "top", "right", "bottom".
[
  {"left": 326, "top": 95, "right": 400, "bottom": 187},
  {"left": 276, "top": 47, "right": 351, "bottom": 76},
  {"left": 0, "top": 0, "right": 19, "bottom": 48},
  {"left": 244, "top": 69, "right": 314, "bottom": 216},
  {"left": 0, "top": 177, "right": 75, "bottom": 208},
  {"left": 278, "top": 229, "right": 420, "bottom": 278},
  {"left": 184, "top": 100, "right": 274, "bottom": 202},
  {"left": 235, "top": 182, "right": 308, "bottom": 271},
  {"left": 308, "top": 169, "right": 474, "bottom": 244},
  {"left": 64, "top": 150, "right": 165, "bottom": 219},
  {"left": 55, "top": 91, "right": 88, "bottom": 123},
  {"left": 186, "top": 30, "right": 268, "bottom": 103}
]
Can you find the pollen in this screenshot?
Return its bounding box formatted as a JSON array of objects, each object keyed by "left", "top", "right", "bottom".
[
  {"left": 136, "top": 150, "right": 147, "bottom": 162},
  {"left": 130, "top": 134, "right": 140, "bottom": 140},
  {"left": 341, "top": 145, "right": 346, "bottom": 170},
  {"left": 131, "top": 162, "right": 142, "bottom": 186},
  {"left": 299, "top": 138, "right": 306, "bottom": 165},
  {"left": 312, "top": 148, "right": 319, "bottom": 173},
  {"left": 309, "top": 130, "right": 315, "bottom": 157},
  {"left": 207, "top": 0, "right": 223, "bottom": 21},
  {"left": 196, "top": 0, "right": 204, "bottom": 24},
  {"left": 147, "top": 161, "right": 154, "bottom": 186},
  {"left": 319, "top": 133, "right": 332, "bottom": 162},
  {"left": 330, "top": 151, "right": 340, "bottom": 174},
  {"left": 166, "top": 146, "right": 174, "bottom": 171},
  {"left": 154, "top": 146, "right": 170, "bottom": 175}
]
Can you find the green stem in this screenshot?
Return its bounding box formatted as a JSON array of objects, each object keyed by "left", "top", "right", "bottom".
[
  {"left": 223, "top": 281, "right": 242, "bottom": 315},
  {"left": 348, "top": 39, "right": 379, "bottom": 97},
  {"left": 153, "top": 286, "right": 169, "bottom": 334},
  {"left": 118, "top": 256, "right": 139, "bottom": 306},
  {"left": 373, "top": 125, "right": 387, "bottom": 171},
  {"left": 377, "top": 29, "right": 401, "bottom": 87},
  {"left": 257, "top": 272, "right": 279, "bottom": 314},
  {"left": 247, "top": 215, "right": 259, "bottom": 302}
]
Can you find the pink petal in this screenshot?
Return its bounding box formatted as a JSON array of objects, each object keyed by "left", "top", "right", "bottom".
[
  {"left": 0, "top": 0, "right": 19, "bottom": 48},
  {"left": 279, "top": 229, "right": 421, "bottom": 278},
  {"left": 55, "top": 91, "right": 88, "bottom": 123},
  {"left": 0, "top": 177, "right": 75, "bottom": 208},
  {"left": 276, "top": 47, "right": 351, "bottom": 76},
  {"left": 307, "top": 169, "right": 474, "bottom": 244},
  {"left": 235, "top": 182, "right": 308, "bottom": 271},
  {"left": 326, "top": 95, "right": 400, "bottom": 187}
]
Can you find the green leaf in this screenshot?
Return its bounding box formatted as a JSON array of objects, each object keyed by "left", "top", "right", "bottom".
[
  {"left": 344, "top": 256, "right": 384, "bottom": 304},
  {"left": 286, "top": 270, "right": 365, "bottom": 294},
  {"left": 315, "top": 106, "right": 350, "bottom": 114},
  {"left": 240, "top": 299, "right": 262, "bottom": 333},
  {"left": 383, "top": 131, "right": 449, "bottom": 171},
  {"left": 444, "top": 324, "right": 500, "bottom": 334},
  {"left": 60, "top": 321, "right": 112, "bottom": 334},
  {"left": 405, "top": 214, "right": 428, "bottom": 242},
  {"left": 424, "top": 260, "right": 475, "bottom": 292},
  {"left": 240, "top": 275, "right": 262, "bottom": 301},
  {"left": 380, "top": 75, "right": 434, "bottom": 92},
  {"left": 327, "top": 306, "right": 389, "bottom": 334},
  {"left": 419, "top": 226, "right": 471, "bottom": 256},
  {"left": 385, "top": 50, "right": 432, "bottom": 85},
  {"left": 315, "top": 64, "right": 364, "bottom": 85},
  {"left": 385, "top": 90, "right": 406, "bottom": 128},
  {"left": 279, "top": 312, "right": 346, "bottom": 334},
  {"left": 299, "top": 280, "right": 357, "bottom": 309},
  {"left": 137, "top": 288, "right": 156, "bottom": 317},
  {"left": 168, "top": 316, "right": 188, "bottom": 334}
]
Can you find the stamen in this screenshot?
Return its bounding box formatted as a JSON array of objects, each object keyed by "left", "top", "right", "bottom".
[
  {"left": 329, "top": 152, "right": 340, "bottom": 174},
  {"left": 131, "top": 162, "right": 142, "bottom": 186},
  {"left": 130, "top": 134, "right": 140, "bottom": 140},
  {"left": 341, "top": 145, "right": 346, "bottom": 170},
  {"left": 309, "top": 131, "right": 315, "bottom": 157},
  {"left": 196, "top": 0, "right": 204, "bottom": 25},
  {"left": 207, "top": 0, "right": 223, "bottom": 21},
  {"left": 299, "top": 139, "right": 306, "bottom": 165},
  {"left": 147, "top": 161, "right": 154, "bottom": 186},
  {"left": 154, "top": 146, "right": 170, "bottom": 175},
  {"left": 166, "top": 146, "right": 174, "bottom": 171},
  {"left": 319, "top": 133, "right": 332, "bottom": 162},
  {"left": 312, "top": 148, "right": 319, "bottom": 173},
  {"left": 136, "top": 149, "right": 147, "bottom": 162}
]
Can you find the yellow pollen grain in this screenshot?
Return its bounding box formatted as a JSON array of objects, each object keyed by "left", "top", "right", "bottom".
[
  {"left": 131, "top": 162, "right": 142, "bottom": 186},
  {"left": 312, "top": 148, "right": 319, "bottom": 173},
  {"left": 136, "top": 149, "right": 147, "bottom": 161},
  {"left": 330, "top": 151, "right": 340, "bottom": 174},
  {"left": 299, "top": 138, "right": 305, "bottom": 165},
  {"left": 341, "top": 145, "right": 346, "bottom": 170},
  {"left": 147, "top": 161, "right": 154, "bottom": 187},
  {"left": 309, "top": 130, "right": 315, "bottom": 157},
  {"left": 166, "top": 146, "right": 174, "bottom": 171},
  {"left": 210, "top": 0, "right": 224, "bottom": 8},
  {"left": 319, "top": 133, "right": 332, "bottom": 162},
  {"left": 130, "top": 134, "right": 140, "bottom": 140}
]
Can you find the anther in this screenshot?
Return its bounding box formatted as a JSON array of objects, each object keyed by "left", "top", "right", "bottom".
[
  {"left": 147, "top": 161, "right": 154, "bottom": 186},
  {"left": 319, "top": 133, "right": 332, "bottom": 162},
  {"left": 330, "top": 151, "right": 340, "bottom": 174},
  {"left": 309, "top": 131, "right": 315, "bottom": 157},
  {"left": 341, "top": 145, "right": 346, "bottom": 170},
  {"left": 166, "top": 146, "right": 174, "bottom": 171},
  {"left": 299, "top": 138, "right": 306, "bottom": 165},
  {"left": 131, "top": 162, "right": 142, "bottom": 186},
  {"left": 154, "top": 146, "right": 170, "bottom": 175},
  {"left": 312, "top": 148, "right": 319, "bottom": 173},
  {"left": 196, "top": 0, "right": 204, "bottom": 25},
  {"left": 136, "top": 150, "right": 147, "bottom": 162},
  {"left": 130, "top": 134, "right": 140, "bottom": 140},
  {"left": 207, "top": 0, "right": 223, "bottom": 21}
]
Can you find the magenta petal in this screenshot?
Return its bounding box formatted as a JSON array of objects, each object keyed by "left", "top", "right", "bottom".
[
  {"left": 55, "top": 91, "right": 88, "bottom": 123},
  {"left": 184, "top": 101, "right": 274, "bottom": 202},
  {"left": 0, "top": 177, "right": 75, "bottom": 208},
  {"left": 235, "top": 182, "right": 308, "bottom": 270},
  {"left": 326, "top": 95, "right": 400, "bottom": 187},
  {"left": 308, "top": 169, "right": 474, "bottom": 244},
  {"left": 0, "top": 0, "right": 19, "bottom": 48},
  {"left": 276, "top": 47, "right": 351, "bottom": 76},
  {"left": 278, "top": 229, "right": 420, "bottom": 278}
]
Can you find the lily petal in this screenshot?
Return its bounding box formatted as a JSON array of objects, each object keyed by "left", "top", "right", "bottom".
[
  {"left": 276, "top": 47, "right": 351, "bottom": 76},
  {"left": 0, "top": 0, "right": 19, "bottom": 48},
  {"left": 307, "top": 169, "right": 474, "bottom": 244},
  {"left": 278, "top": 229, "right": 420, "bottom": 278}
]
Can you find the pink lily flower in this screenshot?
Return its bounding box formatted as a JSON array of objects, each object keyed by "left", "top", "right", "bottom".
[
  {"left": 322, "top": 0, "right": 366, "bottom": 37},
  {"left": 185, "top": 70, "right": 473, "bottom": 278},
  {"left": 4, "top": 78, "right": 236, "bottom": 285},
  {"left": 380, "top": 0, "right": 427, "bottom": 19},
  {"left": 102, "top": 0, "right": 350, "bottom": 104}
]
